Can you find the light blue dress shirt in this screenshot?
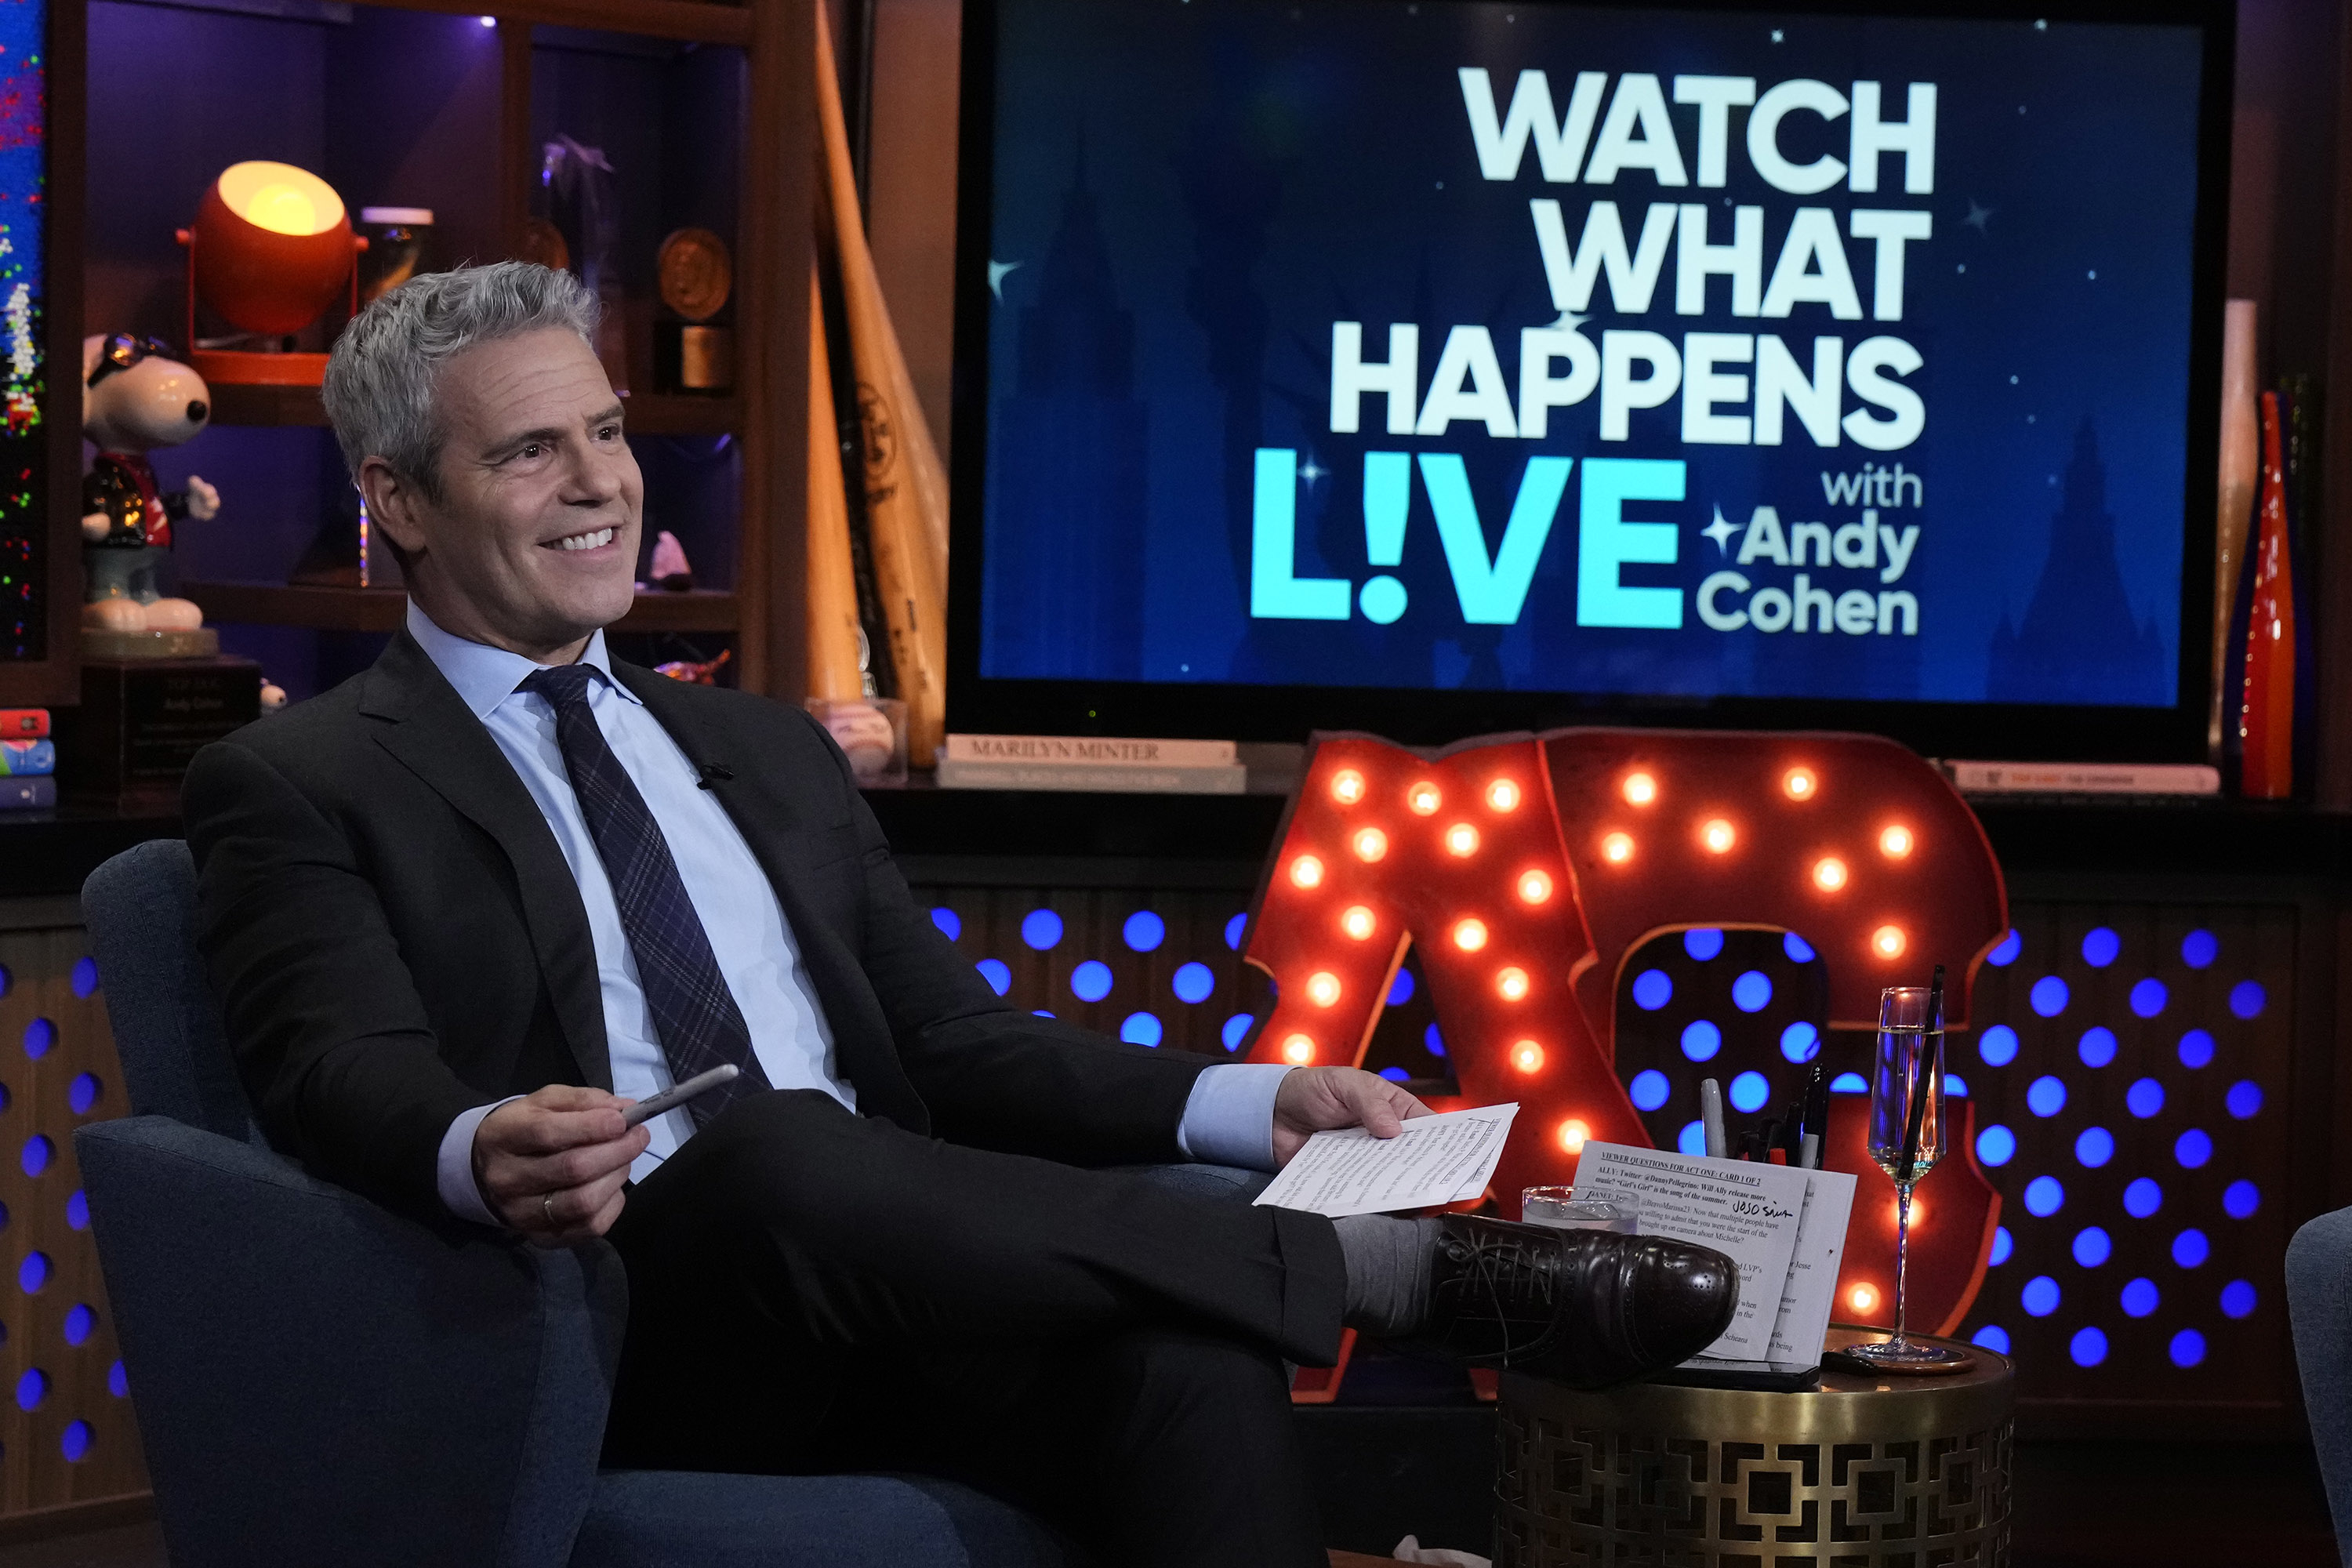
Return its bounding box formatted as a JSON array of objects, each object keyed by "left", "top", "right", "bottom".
[{"left": 409, "top": 604, "right": 1289, "bottom": 1225}]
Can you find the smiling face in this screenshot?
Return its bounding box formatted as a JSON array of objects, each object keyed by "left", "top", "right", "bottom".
[{"left": 361, "top": 327, "right": 641, "bottom": 663}]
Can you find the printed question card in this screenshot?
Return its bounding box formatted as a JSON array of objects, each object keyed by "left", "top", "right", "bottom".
[
  {"left": 1765, "top": 1166, "right": 1859, "bottom": 1363},
  {"left": 1254, "top": 1104, "right": 1519, "bottom": 1218}
]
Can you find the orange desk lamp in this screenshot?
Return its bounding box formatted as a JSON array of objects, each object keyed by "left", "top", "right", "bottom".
[{"left": 175, "top": 161, "right": 366, "bottom": 387}]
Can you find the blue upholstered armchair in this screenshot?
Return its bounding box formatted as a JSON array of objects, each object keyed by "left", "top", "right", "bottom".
[
  {"left": 74, "top": 839, "right": 1259, "bottom": 1567},
  {"left": 2290, "top": 1207, "right": 2352, "bottom": 1565}
]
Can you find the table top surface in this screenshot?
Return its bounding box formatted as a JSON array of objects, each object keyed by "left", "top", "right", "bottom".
[
  {"left": 1811, "top": 1327, "right": 2013, "bottom": 1395},
  {"left": 1501, "top": 1328, "right": 2015, "bottom": 1434}
]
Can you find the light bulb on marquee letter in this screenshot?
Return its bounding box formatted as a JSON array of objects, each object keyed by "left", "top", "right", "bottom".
[
  {"left": 1445, "top": 823, "right": 1479, "bottom": 857},
  {"left": 1517, "top": 869, "right": 1553, "bottom": 905},
  {"left": 1872, "top": 924, "right": 1907, "bottom": 959},
  {"left": 1497, "top": 967, "right": 1530, "bottom": 1001},
  {"left": 1701, "top": 818, "right": 1736, "bottom": 854},
  {"left": 1880, "top": 824, "right": 1915, "bottom": 858},
  {"left": 1289, "top": 855, "right": 1325, "bottom": 890},
  {"left": 1407, "top": 783, "right": 1441, "bottom": 815},
  {"left": 1784, "top": 767, "right": 1818, "bottom": 800},
  {"left": 1341, "top": 905, "right": 1377, "bottom": 940},
  {"left": 1352, "top": 827, "right": 1388, "bottom": 862},
  {"left": 1601, "top": 833, "right": 1635, "bottom": 865},
  {"left": 1512, "top": 1040, "right": 1545, "bottom": 1073},
  {"left": 1306, "top": 971, "right": 1341, "bottom": 1007},
  {"left": 1486, "top": 779, "right": 1521, "bottom": 812},
  {"left": 1330, "top": 769, "right": 1367, "bottom": 805},
  {"left": 1622, "top": 771, "right": 1657, "bottom": 806},
  {"left": 1814, "top": 857, "right": 1849, "bottom": 891},
  {"left": 1452, "top": 918, "right": 1488, "bottom": 953},
  {"left": 1558, "top": 1118, "right": 1590, "bottom": 1152},
  {"left": 1281, "top": 1033, "right": 1316, "bottom": 1065}
]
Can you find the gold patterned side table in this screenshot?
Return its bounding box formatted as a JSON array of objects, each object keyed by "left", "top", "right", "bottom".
[{"left": 1495, "top": 1330, "right": 2013, "bottom": 1566}]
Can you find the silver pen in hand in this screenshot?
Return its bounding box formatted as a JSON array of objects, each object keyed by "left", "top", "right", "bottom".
[{"left": 622, "top": 1063, "right": 742, "bottom": 1128}]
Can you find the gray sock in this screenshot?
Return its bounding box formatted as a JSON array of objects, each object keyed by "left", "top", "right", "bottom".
[{"left": 1334, "top": 1215, "right": 1443, "bottom": 1335}]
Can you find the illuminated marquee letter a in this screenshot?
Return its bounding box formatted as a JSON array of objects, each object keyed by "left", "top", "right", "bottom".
[{"left": 1241, "top": 735, "right": 1653, "bottom": 1209}]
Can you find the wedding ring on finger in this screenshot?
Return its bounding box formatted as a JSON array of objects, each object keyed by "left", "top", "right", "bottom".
[{"left": 543, "top": 1192, "right": 557, "bottom": 1229}]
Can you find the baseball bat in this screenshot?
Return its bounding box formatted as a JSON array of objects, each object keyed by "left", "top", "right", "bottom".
[
  {"left": 807, "top": 265, "right": 866, "bottom": 704},
  {"left": 815, "top": 2, "right": 948, "bottom": 767}
]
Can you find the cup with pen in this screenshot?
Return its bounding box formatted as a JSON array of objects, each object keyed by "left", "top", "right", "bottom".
[{"left": 1844, "top": 966, "right": 1972, "bottom": 1371}]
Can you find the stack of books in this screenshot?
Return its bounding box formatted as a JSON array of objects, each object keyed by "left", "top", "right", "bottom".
[
  {"left": 937, "top": 735, "right": 1246, "bottom": 793},
  {"left": 1943, "top": 760, "right": 2220, "bottom": 797},
  {"left": 0, "top": 708, "right": 54, "bottom": 810}
]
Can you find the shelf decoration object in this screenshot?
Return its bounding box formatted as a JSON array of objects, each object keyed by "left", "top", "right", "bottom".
[
  {"left": 806, "top": 270, "right": 866, "bottom": 705},
  {"left": 647, "top": 529, "right": 694, "bottom": 591},
  {"left": 2234, "top": 390, "right": 2299, "bottom": 798},
  {"left": 77, "top": 333, "right": 220, "bottom": 657},
  {"left": 654, "top": 227, "right": 734, "bottom": 394},
  {"left": 1243, "top": 729, "right": 2008, "bottom": 1390},
  {"left": 176, "top": 160, "right": 365, "bottom": 387},
  {"left": 540, "top": 136, "right": 627, "bottom": 392},
  {"left": 805, "top": 269, "right": 907, "bottom": 780},
  {"left": 816, "top": 2, "right": 947, "bottom": 768},
  {"left": 355, "top": 205, "right": 433, "bottom": 305},
  {"left": 2209, "top": 300, "right": 2257, "bottom": 760},
  {"left": 518, "top": 216, "right": 570, "bottom": 274}
]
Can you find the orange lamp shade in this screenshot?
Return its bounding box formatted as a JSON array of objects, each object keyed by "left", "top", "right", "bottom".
[{"left": 191, "top": 162, "right": 358, "bottom": 334}]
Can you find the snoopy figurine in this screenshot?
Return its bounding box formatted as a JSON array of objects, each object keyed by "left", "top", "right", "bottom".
[{"left": 79, "top": 332, "right": 219, "bottom": 635}]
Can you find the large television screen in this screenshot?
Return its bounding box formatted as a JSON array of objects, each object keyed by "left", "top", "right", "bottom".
[{"left": 949, "top": 0, "right": 2230, "bottom": 756}]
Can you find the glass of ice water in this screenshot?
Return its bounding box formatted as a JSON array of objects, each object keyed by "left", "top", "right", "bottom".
[{"left": 1519, "top": 1186, "right": 1635, "bottom": 1232}]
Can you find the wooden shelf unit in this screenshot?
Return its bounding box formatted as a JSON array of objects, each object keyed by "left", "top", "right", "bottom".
[
  {"left": 206, "top": 382, "right": 742, "bottom": 437},
  {"left": 181, "top": 582, "right": 739, "bottom": 635},
  {"left": 50, "top": 0, "right": 813, "bottom": 699}
]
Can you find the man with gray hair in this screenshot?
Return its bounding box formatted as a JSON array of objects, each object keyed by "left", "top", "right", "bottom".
[{"left": 181, "top": 262, "right": 1737, "bottom": 1566}]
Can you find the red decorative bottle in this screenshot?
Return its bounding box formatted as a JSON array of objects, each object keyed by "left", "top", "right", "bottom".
[{"left": 2238, "top": 390, "right": 2297, "bottom": 798}]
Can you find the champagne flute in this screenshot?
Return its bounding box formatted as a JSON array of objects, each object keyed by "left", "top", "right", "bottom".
[{"left": 1846, "top": 984, "right": 1971, "bottom": 1370}]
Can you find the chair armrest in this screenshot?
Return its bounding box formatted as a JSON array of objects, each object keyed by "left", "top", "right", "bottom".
[
  {"left": 2288, "top": 1207, "right": 2352, "bottom": 1566},
  {"left": 76, "top": 1117, "right": 626, "bottom": 1568}
]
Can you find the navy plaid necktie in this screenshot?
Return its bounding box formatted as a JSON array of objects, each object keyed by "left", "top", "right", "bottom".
[{"left": 521, "top": 663, "right": 770, "bottom": 1124}]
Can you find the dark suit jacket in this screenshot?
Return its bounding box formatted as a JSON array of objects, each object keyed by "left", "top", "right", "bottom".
[{"left": 183, "top": 630, "right": 1214, "bottom": 1221}]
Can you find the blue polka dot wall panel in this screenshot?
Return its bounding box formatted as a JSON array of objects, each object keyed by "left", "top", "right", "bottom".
[
  {"left": 1610, "top": 927, "right": 1828, "bottom": 1156},
  {"left": 911, "top": 887, "right": 1273, "bottom": 1057},
  {"left": 1950, "top": 902, "right": 2294, "bottom": 1407},
  {"left": 0, "top": 923, "right": 148, "bottom": 1514}
]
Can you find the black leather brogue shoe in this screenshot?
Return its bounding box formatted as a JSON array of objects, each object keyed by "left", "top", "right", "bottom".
[{"left": 1389, "top": 1217, "right": 1739, "bottom": 1388}]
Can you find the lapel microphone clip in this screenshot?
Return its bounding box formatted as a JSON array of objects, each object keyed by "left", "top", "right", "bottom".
[{"left": 697, "top": 762, "right": 735, "bottom": 790}]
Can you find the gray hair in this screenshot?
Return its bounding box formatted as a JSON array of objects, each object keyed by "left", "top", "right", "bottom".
[{"left": 321, "top": 261, "right": 601, "bottom": 497}]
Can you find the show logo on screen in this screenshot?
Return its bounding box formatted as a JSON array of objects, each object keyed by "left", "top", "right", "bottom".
[
  {"left": 977, "top": 2, "right": 2201, "bottom": 711},
  {"left": 1262, "top": 69, "right": 1936, "bottom": 650}
]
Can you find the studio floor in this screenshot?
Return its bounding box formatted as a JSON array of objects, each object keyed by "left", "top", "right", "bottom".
[{"left": 0, "top": 1439, "right": 2328, "bottom": 1566}]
